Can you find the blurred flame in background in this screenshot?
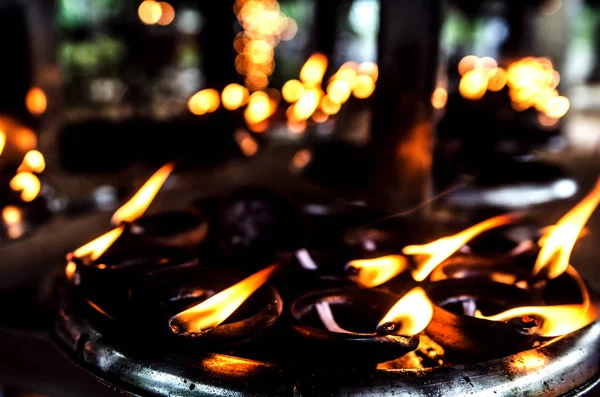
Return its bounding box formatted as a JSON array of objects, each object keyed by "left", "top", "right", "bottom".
[
  {"left": 18, "top": 150, "right": 46, "bottom": 174},
  {"left": 0, "top": 130, "right": 5, "bottom": 156},
  {"left": 188, "top": 89, "right": 220, "bottom": 115},
  {"left": 222, "top": 84, "right": 249, "bottom": 110},
  {"left": 431, "top": 87, "right": 448, "bottom": 110},
  {"left": 234, "top": 0, "right": 295, "bottom": 91},
  {"left": 25, "top": 87, "right": 47, "bottom": 116},
  {"left": 234, "top": 129, "right": 259, "bottom": 156},
  {"left": 9, "top": 172, "right": 41, "bottom": 202},
  {"left": 138, "top": 1, "right": 175, "bottom": 26},
  {"left": 458, "top": 55, "right": 570, "bottom": 123}
]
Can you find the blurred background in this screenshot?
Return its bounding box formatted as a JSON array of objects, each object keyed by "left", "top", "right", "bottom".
[{"left": 3, "top": 0, "right": 600, "bottom": 395}]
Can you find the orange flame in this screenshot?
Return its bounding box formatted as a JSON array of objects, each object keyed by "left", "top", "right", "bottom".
[
  {"left": 377, "top": 287, "right": 433, "bottom": 336},
  {"left": 346, "top": 255, "right": 408, "bottom": 288},
  {"left": 10, "top": 172, "right": 41, "bottom": 202},
  {"left": 111, "top": 163, "right": 175, "bottom": 225},
  {"left": 25, "top": 87, "right": 47, "bottom": 116},
  {"left": 533, "top": 178, "right": 600, "bottom": 279},
  {"left": 405, "top": 214, "right": 519, "bottom": 282},
  {"left": 0, "top": 129, "right": 5, "bottom": 156},
  {"left": 169, "top": 264, "right": 279, "bottom": 334},
  {"left": 299, "top": 53, "right": 328, "bottom": 88},
  {"left": 72, "top": 226, "right": 125, "bottom": 262},
  {"left": 18, "top": 150, "right": 46, "bottom": 173}
]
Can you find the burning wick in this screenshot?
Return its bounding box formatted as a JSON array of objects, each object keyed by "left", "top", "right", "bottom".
[
  {"left": 346, "top": 255, "right": 408, "bottom": 288},
  {"left": 168, "top": 264, "right": 279, "bottom": 335},
  {"left": 376, "top": 287, "right": 434, "bottom": 337},
  {"left": 533, "top": 178, "right": 600, "bottom": 280},
  {"left": 111, "top": 163, "right": 175, "bottom": 225},
  {"left": 65, "top": 226, "right": 125, "bottom": 281},
  {"left": 404, "top": 213, "right": 520, "bottom": 282}
]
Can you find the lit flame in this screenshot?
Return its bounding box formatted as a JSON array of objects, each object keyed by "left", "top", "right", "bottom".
[
  {"left": 18, "top": 150, "right": 45, "bottom": 173},
  {"left": 169, "top": 264, "right": 279, "bottom": 334},
  {"left": 222, "top": 84, "right": 249, "bottom": 110},
  {"left": 533, "top": 178, "right": 600, "bottom": 279},
  {"left": 377, "top": 287, "right": 433, "bottom": 336},
  {"left": 111, "top": 163, "right": 175, "bottom": 225},
  {"left": 431, "top": 87, "right": 448, "bottom": 109},
  {"left": 10, "top": 172, "right": 41, "bottom": 202},
  {"left": 138, "top": 0, "right": 163, "bottom": 24},
  {"left": 405, "top": 214, "right": 518, "bottom": 282},
  {"left": 72, "top": 226, "right": 125, "bottom": 262},
  {"left": 25, "top": 87, "right": 47, "bottom": 116},
  {"left": 234, "top": 129, "right": 259, "bottom": 157},
  {"left": 282, "top": 79, "right": 305, "bottom": 103},
  {"left": 299, "top": 53, "right": 328, "bottom": 88},
  {"left": 0, "top": 130, "right": 5, "bottom": 156},
  {"left": 346, "top": 255, "right": 408, "bottom": 288}
]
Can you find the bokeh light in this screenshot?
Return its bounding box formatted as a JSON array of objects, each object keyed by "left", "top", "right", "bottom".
[
  {"left": 222, "top": 84, "right": 249, "bottom": 110},
  {"left": 25, "top": 87, "right": 47, "bottom": 116},
  {"left": 300, "top": 53, "right": 328, "bottom": 88},
  {"left": 282, "top": 79, "right": 305, "bottom": 103},
  {"left": 352, "top": 75, "right": 375, "bottom": 99},
  {"left": 157, "top": 2, "right": 175, "bottom": 26},
  {"left": 188, "top": 89, "right": 220, "bottom": 115},
  {"left": 459, "top": 69, "right": 488, "bottom": 100},
  {"left": 138, "top": 0, "right": 162, "bottom": 25},
  {"left": 431, "top": 87, "right": 448, "bottom": 110}
]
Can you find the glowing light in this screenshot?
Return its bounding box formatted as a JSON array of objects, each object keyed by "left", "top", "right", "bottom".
[
  {"left": 459, "top": 69, "right": 488, "bottom": 100},
  {"left": 221, "top": 84, "right": 249, "bottom": 110},
  {"left": 346, "top": 255, "right": 408, "bottom": 288},
  {"left": 431, "top": 87, "right": 448, "bottom": 110},
  {"left": 25, "top": 87, "right": 47, "bottom": 116},
  {"left": 281, "top": 17, "right": 298, "bottom": 41},
  {"left": 544, "top": 96, "right": 570, "bottom": 119},
  {"left": 358, "top": 62, "right": 379, "bottom": 82},
  {"left": 282, "top": 79, "right": 305, "bottom": 103},
  {"left": 138, "top": 0, "right": 162, "bottom": 25},
  {"left": 327, "top": 80, "right": 352, "bottom": 104},
  {"left": 287, "top": 120, "right": 307, "bottom": 134},
  {"left": 72, "top": 226, "right": 125, "bottom": 262},
  {"left": 0, "top": 130, "right": 5, "bottom": 156},
  {"left": 18, "top": 150, "right": 45, "bottom": 173},
  {"left": 292, "top": 89, "right": 321, "bottom": 121},
  {"left": 320, "top": 95, "right": 341, "bottom": 115},
  {"left": 157, "top": 2, "right": 175, "bottom": 26},
  {"left": 244, "top": 91, "right": 273, "bottom": 125},
  {"left": 311, "top": 109, "right": 328, "bottom": 123},
  {"left": 290, "top": 149, "right": 312, "bottom": 171},
  {"left": 299, "top": 53, "right": 328, "bottom": 88},
  {"left": 111, "top": 163, "right": 175, "bottom": 225},
  {"left": 487, "top": 68, "right": 507, "bottom": 92},
  {"left": 533, "top": 178, "right": 600, "bottom": 279},
  {"left": 2, "top": 206, "right": 21, "bottom": 225},
  {"left": 351, "top": 75, "right": 375, "bottom": 99},
  {"left": 10, "top": 172, "right": 40, "bottom": 202},
  {"left": 458, "top": 55, "right": 479, "bottom": 76},
  {"left": 378, "top": 287, "right": 433, "bottom": 336},
  {"left": 234, "top": 129, "right": 259, "bottom": 157},
  {"left": 188, "top": 89, "right": 220, "bottom": 115},
  {"left": 405, "top": 214, "right": 518, "bottom": 282},
  {"left": 169, "top": 264, "right": 279, "bottom": 335}
]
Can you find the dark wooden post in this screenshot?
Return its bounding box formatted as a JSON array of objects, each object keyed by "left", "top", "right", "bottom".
[{"left": 369, "top": 0, "right": 442, "bottom": 213}]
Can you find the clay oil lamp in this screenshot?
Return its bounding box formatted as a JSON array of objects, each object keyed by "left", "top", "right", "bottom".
[
  {"left": 290, "top": 286, "right": 429, "bottom": 367},
  {"left": 129, "top": 264, "right": 283, "bottom": 350}
]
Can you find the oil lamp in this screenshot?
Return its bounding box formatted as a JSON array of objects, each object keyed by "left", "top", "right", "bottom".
[
  {"left": 129, "top": 211, "right": 209, "bottom": 248},
  {"left": 290, "top": 287, "right": 424, "bottom": 366},
  {"left": 132, "top": 264, "right": 285, "bottom": 347}
]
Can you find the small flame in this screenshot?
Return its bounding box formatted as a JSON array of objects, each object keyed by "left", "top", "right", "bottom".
[
  {"left": 18, "top": 150, "right": 46, "bottom": 173},
  {"left": 0, "top": 130, "right": 5, "bottom": 156},
  {"left": 478, "top": 304, "right": 595, "bottom": 338},
  {"left": 346, "top": 255, "right": 408, "bottom": 288},
  {"left": 111, "top": 163, "right": 175, "bottom": 225},
  {"left": 533, "top": 179, "right": 600, "bottom": 279},
  {"left": 25, "top": 87, "right": 47, "bottom": 116},
  {"left": 377, "top": 287, "right": 433, "bottom": 336},
  {"left": 405, "top": 214, "right": 518, "bottom": 282},
  {"left": 72, "top": 226, "right": 125, "bottom": 262},
  {"left": 169, "top": 264, "right": 279, "bottom": 335},
  {"left": 299, "top": 53, "right": 328, "bottom": 88},
  {"left": 10, "top": 172, "right": 41, "bottom": 202}
]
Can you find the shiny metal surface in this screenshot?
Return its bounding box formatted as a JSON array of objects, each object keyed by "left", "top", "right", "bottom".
[{"left": 54, "top": 285, "right": 600, "bottom": 397}]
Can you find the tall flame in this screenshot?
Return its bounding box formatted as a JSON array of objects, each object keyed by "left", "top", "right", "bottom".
[
  {"left": 405, "top": 214, "right": 518, "bottom": 282},
  {"left": 72, "top": 226, "right": 125, "bottom": 262},
  {"left": 377, "top": 287, "right": 433, "bottom": 336},
  {"left": 532, "top": 178, "right": 600, "bottom": 279},
  {"left": 111, "top": 163, "right": 175, "bottom": 225},
  {"left": 346, "top": 255, "right": 408, "bottom": 288},
  {"left": 169, "top": 264, "right": 279, "bottom": 335}
]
